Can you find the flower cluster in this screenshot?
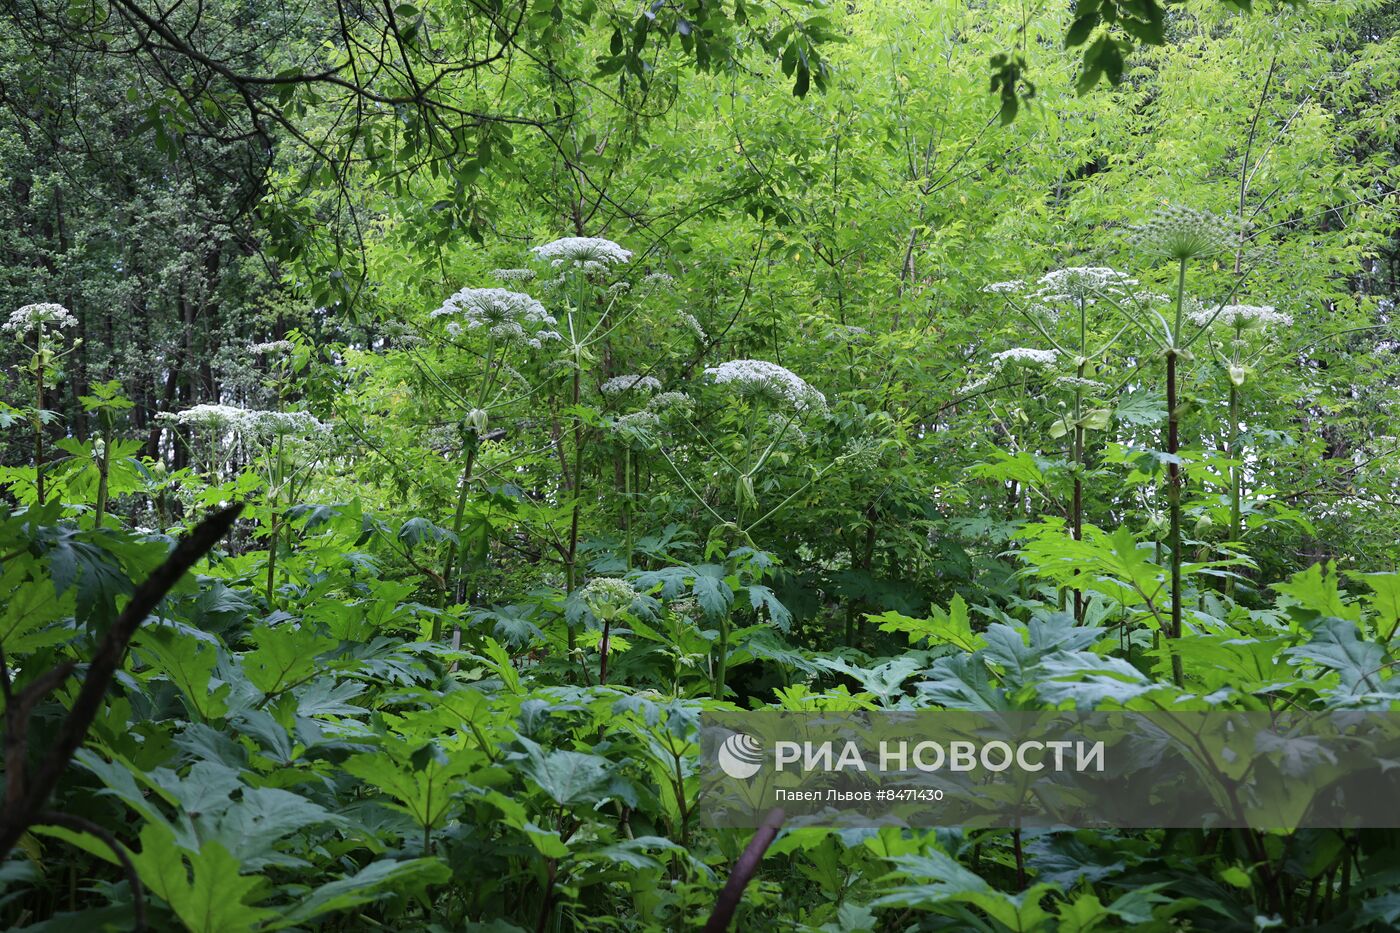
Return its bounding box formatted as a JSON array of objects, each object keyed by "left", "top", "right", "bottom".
[
  {"left": 982, "top": 280, "right": 1025, "bottom": 294},
  {"left": 1031, "top": 267, "right": 1138, "bottom": 304},
  {"left": 839, "top": 436, "right": 885, "bottom": 472},
  {"left": 4, "top": 303, "right": 77, "bottom": 338},
  {"left": 601, "top": 374, "right": 662, "bottom": 396},
  {"left": 959, "top": 347, "right": 1060, "bottom": 394},
  {"left": 1188, "top": 303, "right": 1293, "bottom": 329},
  {"left": 991, "top": 347, "right": 1059, "bottom": 367},
  {"left": 769, "top": 412, "right": 808, "bottom": 445},
  {"left": 609, "top": 410, "right": 662, "bottom": 441},
  {"left": 646, "top": 391, "right": 692, "bottom": 414},
  {"left": 249, "top": 339, "right": 294, "bottom": 356},
  {"left": 1129, "top": 205, "right": 1235, "bottom": 262},
  {"left": 677, "top": 311, "right": 708, "bottom": 340},
  {"left": 703, "top": 359, "right": 827, "bottom": 412},
  {"left": 531, "top": 237, "right": 633, "bottom": 270},
  {"left": 491, "top": 268, "right": 536, "bottom": 283},
  {"left": 1054, "top": 375, "right": 1109, "bottom": 391},
  {"left": 431, "top": 287, "right": 561, "bottom": 348},
  {"left": 580, "top": 576, "right": 639, "bottom": 621},
  {"left": 159, "top": 404, "right": 327, "bottom": 439}
]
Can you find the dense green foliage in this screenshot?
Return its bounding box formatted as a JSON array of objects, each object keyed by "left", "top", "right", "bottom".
[{"left": 2, "top": 0, "right": 1400, "bottom": 929}]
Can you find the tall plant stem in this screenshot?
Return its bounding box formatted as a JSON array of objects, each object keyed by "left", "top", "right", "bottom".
[
  {"left": 1166, "top": 259, "right": 1186, "bottom": 687},
  {"left": 599, "top": 618, "right": 611, "bottom": 685},
  {"left": 1071, "top": 314, "right": 1087, "bottom": 621},
  {"left": 1226, "top": 382, "right": 1242, "bottom": 597},
  {"left": 623, "top": 452, "right": 633, "bottom": 571},
  {"left": 33, "top": 356, "right": 46, "bottom": 506},
  {"left": 711, "top": 552, "right": 740, "bottom": 700},
  {"left": 265, "top": 508, "right": 280, "bottom": 606},
  {"left": 265, "top": 435, "right": 285, "bottom": 608},
  {"left": 565, "top": 362, "right": 583, "bottom": 653},
  {"left": 1166, "top": 352, "right": 1183, "bottom": 637},
  {"left": 433, "top": 433, "right": 480, "bottom": 642}
]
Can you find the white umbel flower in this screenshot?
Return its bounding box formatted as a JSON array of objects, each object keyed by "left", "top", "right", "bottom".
[
  {"left": 677, "top": 311, "right": 708, "bottom": 340},
  {"left": 1188, "top": 304, "right": 1293, "bottom": 329},
  {"left": 159, "top": 404, "right": 327, "bottom": 439},
  {"left": 531, "top": 237, "right": 633, "bottom": 268},
  {"left": 601, "top": 374, "right": 662, "bottom": 396},
  {"left": 1054, "top": 375, "right": 1108, "bottom": 391},
  {"left": 5, "top": 302, "right": 77, "bottom": 337},
  {"left": 491, "top": 268, "right": 536, "bottom": 283},
  {"left": 703, "top": 359, "right": 827, "bottom": 412},
  {"left": 982, "top": 280, "right": 1025, "bottom": 294},
  {"left": 1032, "top": 267, "right": 1137, "bottom": 303},
  {"left": 609, "top": 410, "right": 662, "bottom": 437},
  {"left": 431, "top": 287, "right": 559, "bottom": 347},
  {"left": 646, "top": 391, "right": 692, "bottom": 413},
  {"left": 991, "top": 347, "right": 1059, "bottom": 367}
]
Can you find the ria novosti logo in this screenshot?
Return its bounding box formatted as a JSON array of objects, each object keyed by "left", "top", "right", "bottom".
[{"left": 717, "top": 732, "right": 764, "bottom": 779}]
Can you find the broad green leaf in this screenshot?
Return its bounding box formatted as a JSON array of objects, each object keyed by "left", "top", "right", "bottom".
[
  {"left": 243, "top": 623, "right": 335, "bottom": 696},
  {"left": 872, "top": 594, "right": 983, "bottom": 651},
  {"left": 134, "top": 623, "right": 229, "bottom": 720},
  {"left": 518, "top": 736, "right": 614, "bottom": 807},
  {"left": 1273, "top": 562, "right": 1360, "bottom": 622},
  {"left": 268, "top": 858, "right": 451, "bottom": 929}
]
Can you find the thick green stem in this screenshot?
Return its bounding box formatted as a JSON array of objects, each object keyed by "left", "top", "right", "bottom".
[
  {"left": 711, "top": 553, "right": 739, "bottom": 700},
  {"left": 712, "top": 613, "right": 730, "bottom": 700},
  {"left": 265, "top": 436, "right": 284, "bottom": 607},
  {"left": 34, "top": 359, "right": 46, "bottom": 506},
  {"left": 565, "top": 361, "right": 584, "bottom": 653},
  {"left": 1166, "top": 349, "right": 1184, "bottom": 687},
  {"left": 599, "top": 619, "right": 611, "bottom": 685},
  {"left": 1226, "top": 381, "right": 1242, "bottom": 598},
  {"left": 1165, "top": 259, "right": 1187, "bottom": 687},
  {"left": 1071, "top": 345, "right": 1086, "bottom": 622},
  {"left": 434, "top": 433, "right": 480, "bottom": 642},
  {"left": 1228, "top": 384, "right": 1242, "bottom": 541},
  {"left": 265, "top": 509, "right": 279, "bottom": 606},
  {"left": 623, "top": 452, "right": 633, "bottom": 571}
]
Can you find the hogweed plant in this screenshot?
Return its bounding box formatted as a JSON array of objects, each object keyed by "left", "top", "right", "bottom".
[
  {"left": 74, "top": 380, "right": 135, "bottom": 528},
  {"left": 4, "top": 303, "right": 79, "bottom": 506},
  {"left": 983, "top": 208, "right": 1259, "bottom": 685},
  {"left": 643, "top": 358, "right": 851, "bottom": 697},
  {"left": 526, "top": 237, "right": 637, "bottom": 650},
  {"left": 1188, "top": 302, "right": 1293, "bottom": 591},
  {"left": 578, "top": 576, "right": 640, "bottom": 684},
  {"left": 157, "top": 402, "right": 329, "bottom": 605},
  {"left": 1107, "top": 204, "right": 1244, "bottom": 686},
  {"left": 599, "top": 372, "right": 669, "bottom": 565},
  {"left": 980, "top": 267, "right": 1139, "bottom": 620},
  {"left": 425, "top": 284, "right": 562, "bottom": 640}
]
